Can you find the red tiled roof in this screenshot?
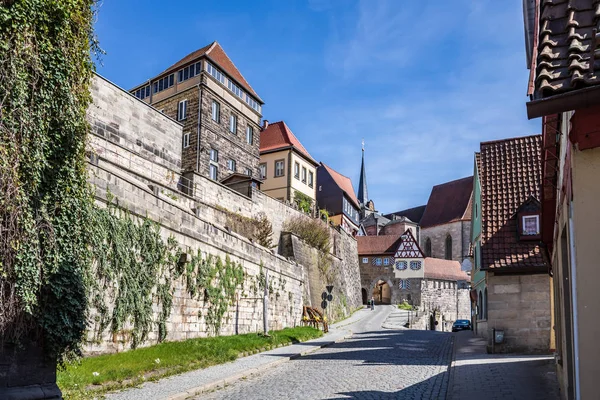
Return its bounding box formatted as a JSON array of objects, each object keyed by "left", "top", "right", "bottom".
[
  {"left": 260, "top": 121, "right": 316, "bottom": 164},
  {"left": 530, "top": 1, "right": 600, "bottom": 99},
  {"left": 479, "top": 134, "right": 547, "bottom": 271},
  {"left": 420, "top": 177, "right": 473, "bottom": 228},
  {"left": 357, "top": 235, "right": 402, "bottom": 255},
  {"left": 320, "top": 163, "right": 360, "bottom": 209},
  {"left": 424, "top": 258, "right": 469, "bottom": 281},
  {"left": 157, "top": 41, "right": 261, "bottom": 101}
]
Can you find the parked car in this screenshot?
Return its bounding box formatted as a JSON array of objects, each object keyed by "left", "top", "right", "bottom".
[{"left": 452, "top": 319, "right": 471, "bottom": 332}]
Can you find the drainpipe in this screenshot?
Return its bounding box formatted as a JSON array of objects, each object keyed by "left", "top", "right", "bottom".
[
  {"left": 568, "top": 202, "right": 580, "bottom": 400},
  {"left": 196, "top": 84, "right": 203, "bottom": 175}
]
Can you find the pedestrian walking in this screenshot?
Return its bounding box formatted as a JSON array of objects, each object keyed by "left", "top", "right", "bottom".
[{"left": 371, "top": 297, "right": 375, "bottom": 310}]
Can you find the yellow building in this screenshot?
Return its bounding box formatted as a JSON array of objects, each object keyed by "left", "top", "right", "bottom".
[{"left": 259, "top": 121, "right": 318, "bottom": 206}]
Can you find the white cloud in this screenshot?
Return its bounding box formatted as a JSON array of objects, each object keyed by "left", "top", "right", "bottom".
[{"left": 299, "top": 0, "right": 539, "bottom": 213}]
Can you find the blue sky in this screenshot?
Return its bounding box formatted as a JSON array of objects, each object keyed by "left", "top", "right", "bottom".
[{"left": 94, "top": 0, "right": 539, "bottom": 214}]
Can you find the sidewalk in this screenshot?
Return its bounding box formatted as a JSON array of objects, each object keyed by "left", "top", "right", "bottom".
[
  {"left": 447, "top": 331, "right": 560, "bottom": 400},
  {"left": 106, "top": 307, "right": 375, "bottom": 400}
]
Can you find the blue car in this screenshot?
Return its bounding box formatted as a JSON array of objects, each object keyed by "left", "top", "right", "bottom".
[{"left": 452, "top": 319, "right": 471, "bottom": 332}]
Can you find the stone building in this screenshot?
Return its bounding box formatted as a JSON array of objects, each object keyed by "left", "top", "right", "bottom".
[
  {"left": 258, "top": 121, "right": 318, "bottom": 204},
  {"left": 129, "top": 41, "right": 263, "bottom": 182},
  {"left": 419, "top": 176, "right": 473, "bottom": 264},
  {"left": 523, "top": 1, "right": 600, "bottom": 397},
  {"left": 357, "top": 232, "right": 470, "bottom": 330},
  {"left": 471, "top": 134, "right": 551, "bottom": 354}
]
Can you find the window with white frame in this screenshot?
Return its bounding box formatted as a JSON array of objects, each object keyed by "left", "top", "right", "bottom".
[
  {"left": 178, "top": 100, "right": 188, "bottom": 121},
  {"left": 410, "top": 261, "right": 422, "bottom": 270},
  {"left": 522, "top": 215, "right": 540, "bottom": 235},
  {"left": 229, "top": 114, "right": 237, "bottom": 134},
  {"left": 308, "top": 171, "right": 314, "bottom": 188},
  {"left": 301, "top": 167, "right": 307, "bottom": 183},
  {"left": 395, "top": 260, "right": 408, "bottom": 270},
  {"left": 294, "top": 162, "right": 300, "bottom": 179},
  {"left": 245, "top": 168, "right": 252, "bottom": 176},
  {"left": 275, "top": 160, "right": 284, "bottom": 177},
  {"left": 178, "top": 62, "right": 202, "bottom": 83},
  {"left": 153, "top": 74, "right": 174, "bottom": 94},
  {"left": 246, "top": 125, "right": 253, "bottom": 144},
  {"left": 182, "top": 132, "right": 190, "bottom": 149},
  {"left": 227, "top": 159, "right": 236, "bottom": 171},
  {"left": 259, "top": 163, "right": 267, "bottom": 179},
  {"left": 206, "top": 62, "right": 225, "bottom": 84},
  {"left": 362, "top": 257, "right": 368, "bottom": 264},
  {"left": 209, "top": 164, "right": 218, "bottom": 180},
  {"left": 375, "top": 258, "right": 382, "bottom": 266},
  {"left": 210, "top": 148, "right": 218, "bottom": 162},
  {"left": 134, "top": 85, "right": 151, "bottom": 100},
  {"left": 383, "top": 258, "right": 389, "bottom": 266},
  {"left": 399, "top": 279, "right": 411, "bottom": 290},
  {"left": 211, "top": 101, "right": 220, "bottom": 122}
]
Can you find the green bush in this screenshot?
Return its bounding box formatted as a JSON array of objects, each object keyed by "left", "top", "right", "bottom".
[{"left": 398, "top": 301, "right": 413, "bottom": 310}]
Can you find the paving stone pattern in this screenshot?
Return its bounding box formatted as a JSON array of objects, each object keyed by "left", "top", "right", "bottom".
[
  {"left": 200, "top": 318, "right": 454, "bottom": 399},
  {"left": 449, "top": 331, "right": 560, "bottom": 400}
]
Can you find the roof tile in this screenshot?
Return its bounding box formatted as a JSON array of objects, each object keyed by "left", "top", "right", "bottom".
[
  {"left": 357, "top": 235, "right": 402, "bottom": 255},
  {"left": 259, "top": 121, "right": 316, "bottom": 164},
  {"left": 531, "top": 0, "right": 600, "bottom": 98},
  {"left": 479, "top": 135, "right": 548, "bottom": 270}
]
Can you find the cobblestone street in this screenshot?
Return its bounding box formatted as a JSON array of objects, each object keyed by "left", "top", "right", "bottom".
[{"left": 199, "top": 308, "right": 453, "bottom": 400}]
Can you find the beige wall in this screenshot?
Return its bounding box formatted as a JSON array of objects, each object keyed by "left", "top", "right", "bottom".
[
  {"left": 486, "top": 272, "right": 551, "bottom": 353},
  {"left": 259, "top": 150, "right": 289, "bottom": 201},
  {"left": 289, "top": 152, "right": 317, "bottom": 202},
  {"left": 571, "top": 145, "right": 600, "bottom": 400}
]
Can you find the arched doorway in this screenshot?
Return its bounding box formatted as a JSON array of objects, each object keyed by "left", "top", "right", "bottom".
[
  {"left": 372, "top": 279, "right": 391, "bottom": 304},
  {"left": 361, "top": 288, "right": 368, "bottom": 305}
]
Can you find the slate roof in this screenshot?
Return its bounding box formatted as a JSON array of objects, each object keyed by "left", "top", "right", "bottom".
[
  {"left": 424, "top": 258, "right": 470, "bottom": 281},
  {"left": 383, "top": 205, "right": 426, "bottom": 224},
  {"left": 260, "top": 121, "right": 316, "bottom": 164},
  {"left": 360, "top": 213, "right": 390, "bottom": 229},
  {"left": 420, "top": 177, "right": 473, "bottom": 229},
  {"left": 357, "top": 235, "right": 402, "bottom": 255},
  {"left": 530, "top": 0, "right": 600, "bottom": 99},
  {"left": 140, "top": 41, "right": 261, "bottom": 101},
  {"left": 320, "top": 163, "right": 360, "bottom": 209},
  {"left": 479, "top": 135, "right": 547, "bottom": 271}
]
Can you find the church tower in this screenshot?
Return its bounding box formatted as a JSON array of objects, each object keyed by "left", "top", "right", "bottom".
[
  {"left": 357, "top": 140, "right": 375, "bottom": 220},
  {"left": 357, "top": 140, "right": 368, "bottom": 207}
]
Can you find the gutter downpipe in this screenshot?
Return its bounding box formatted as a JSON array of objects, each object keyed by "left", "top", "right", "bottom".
[
  {"left": 568, "top": 203, "right": 580, "bottom": 400},
  {"left": 196, "top": 84, "right": 203, "bottom": 177}
]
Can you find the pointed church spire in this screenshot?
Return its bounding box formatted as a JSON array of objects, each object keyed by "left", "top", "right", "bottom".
[{"left": 357, "top": 139, "right": 368, "bottom": 206}]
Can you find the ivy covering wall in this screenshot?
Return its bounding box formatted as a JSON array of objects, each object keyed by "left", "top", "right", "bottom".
[{"left": 0, "top": 0, "right": 100, "bottom": 362}]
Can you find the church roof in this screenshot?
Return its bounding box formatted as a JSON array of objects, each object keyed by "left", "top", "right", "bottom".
[
  {"left": 320, "top": 163, "right": 360, "bottom": 209},
  {"left": 383, "top": 205, "right": 426, "bottom": 224},
  {"left": 424, "top": 258, "right": 469, "bottom": 281},
  {"left": 260, "top": 121, "right": 316, "bottom": 164},
  {"left": 420, "top": 177, "right": 473, "bottom": 228}
]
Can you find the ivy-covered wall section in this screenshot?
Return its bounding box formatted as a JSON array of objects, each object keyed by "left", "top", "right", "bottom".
[
  {"left": 0, "top": 0, "right": 99, "bottom": 363},
  {"left": 84, "top": 76, "right": 304, "bottom": 353}
]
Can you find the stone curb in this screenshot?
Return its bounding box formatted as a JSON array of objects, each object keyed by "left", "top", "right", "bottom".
[
  {"left": 165, "top": 331, "right": 354, "bottom": 400},
  {"left": 445, "top": 334, "right": 458, "bottom": 400}
]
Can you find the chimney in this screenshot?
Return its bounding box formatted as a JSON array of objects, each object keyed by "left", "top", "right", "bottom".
[{"left": 262, "top": 120, "right": 269, "bottom": 130}]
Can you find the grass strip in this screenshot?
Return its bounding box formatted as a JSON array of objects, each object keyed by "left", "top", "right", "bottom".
[{"left": 58, "top": 326, "right": 322, "bottom": 399}]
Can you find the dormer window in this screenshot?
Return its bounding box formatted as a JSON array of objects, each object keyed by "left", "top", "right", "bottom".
[
  {"left": 518, "top": 212, "right": 541, "bottom": 241},
  {"left": 522, "top": 215, "right": 540, "bottom": 236}
]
